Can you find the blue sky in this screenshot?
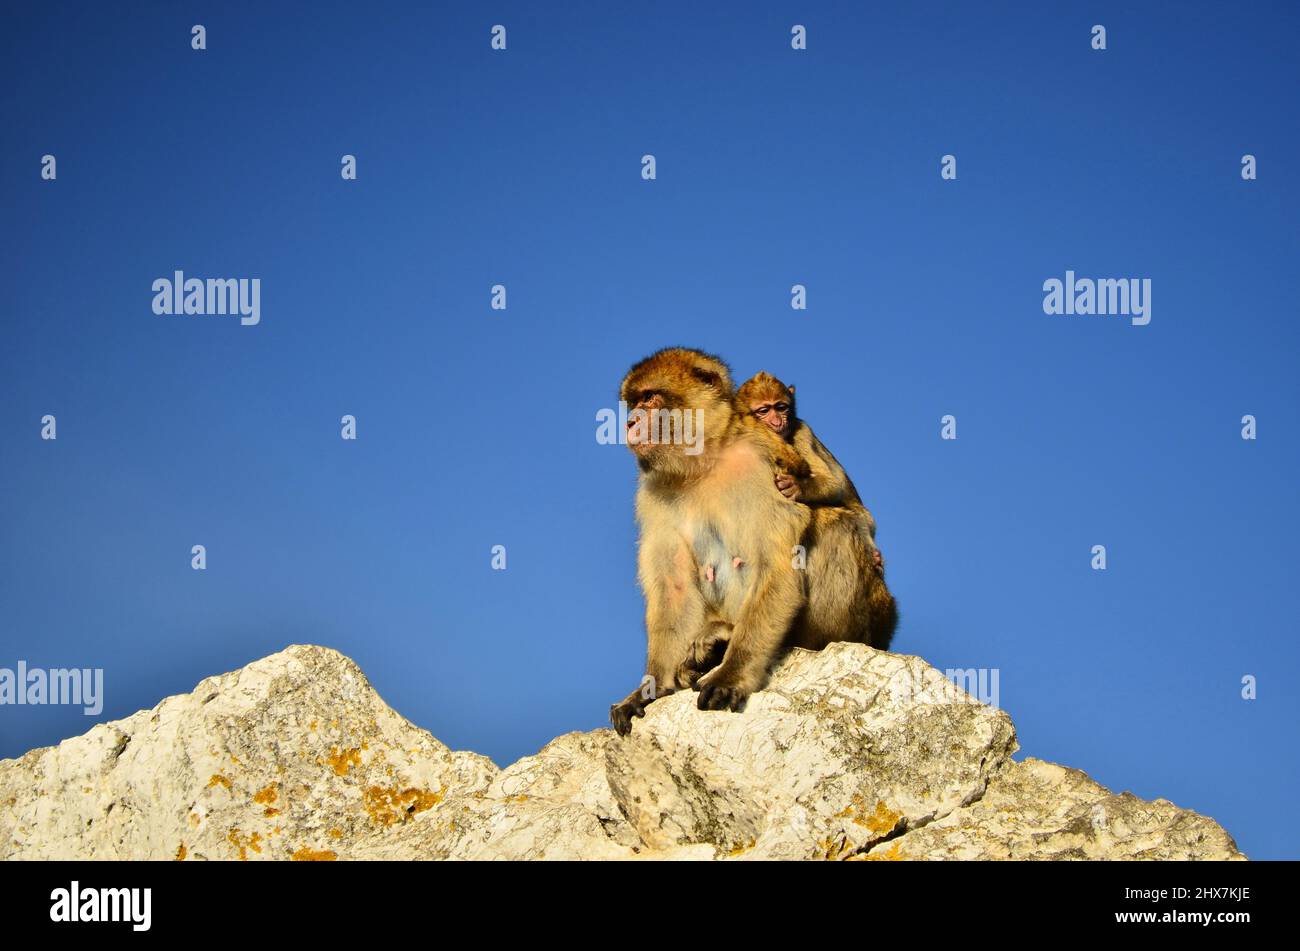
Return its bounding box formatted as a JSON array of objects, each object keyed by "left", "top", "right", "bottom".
[{"left": 2, "top": 2, "right": 1296, "bottom": 859}]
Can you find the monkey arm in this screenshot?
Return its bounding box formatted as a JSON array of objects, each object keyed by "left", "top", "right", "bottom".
[
  {"left": 612, "top": 493, "right": 709, "bottom": 735},
  {"left": 771, "top": 437, "right": 812, "bottom": 481},
  {"left": 737, "top": 412, "right": 811, "bottom": 480},
  {"left": 790, "top": 425, "right": 859, "bottom": 508},
  {"left": 639, "top": 516, "right": 709, "bottom": 685}
]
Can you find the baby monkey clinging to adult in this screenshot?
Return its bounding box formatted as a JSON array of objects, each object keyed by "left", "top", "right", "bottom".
[{"left": 736, "top": 371, "right": 884, "bottom": 571}]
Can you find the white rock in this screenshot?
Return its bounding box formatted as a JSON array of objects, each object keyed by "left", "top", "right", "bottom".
[
  {"left": 0, "top": 645, "right": 496, "bottom": 860},
  {"left": 0, "top": 642, "right": 1244, "bottom": 861}
]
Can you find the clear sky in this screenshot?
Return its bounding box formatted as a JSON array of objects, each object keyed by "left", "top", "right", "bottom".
[{"left": 2, "top": 2, "right": 1296, "bottom": 859}]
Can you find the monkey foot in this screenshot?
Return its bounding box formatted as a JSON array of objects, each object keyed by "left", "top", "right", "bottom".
[{"left": 694, "top": 674, "right": 751, "bottom": 713}]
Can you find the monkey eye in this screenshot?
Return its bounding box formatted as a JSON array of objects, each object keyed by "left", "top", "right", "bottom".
[{"left": 772, "top": 402, "right": 790, "bottom": 413}]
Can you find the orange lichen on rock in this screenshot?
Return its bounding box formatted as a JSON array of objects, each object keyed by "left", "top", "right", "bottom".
[
  {"left": 253, "top": 783, "right": 278, "bottom": 805},
  {"left": 363, "top": 784, "right": 446, "bottom": 827},
  {"left": 227, "top": 828, "right": 264, "bottom": 861},
  {"left": 327, "top": 747, "right": 362, "bottom": 776},
  {"left": 175, "top": 843, "right": 187, "bottom": 861},
  {"left": 291, "top": 847, "right": 337, "bottom": 861},
  {"left": 328, "top": 828, "right": 343, "bottom": 839},
  {"left": 835, "top": 795, "right": 902, "bottom": 837},
  {"left": 819, "top": 834, "right": 854, "bottom": 861},
  {"left": 861, "top": 801, "right": 902, "bottom": 836},
  {"left": 725, "top": 839, "right": 756, "bottom": 858},
  {"left": 207, "top": 774, "right": 232, "bottom": 790}
]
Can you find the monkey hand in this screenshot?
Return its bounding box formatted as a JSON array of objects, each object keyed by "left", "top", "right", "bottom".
[
  {"left": 693, "top": 664, "right": 758, "bottom": 713},
  {"left": 609, "top": 699, "right": 642, "bottom": 736},
  {"left": 610, "top": 683, "right": 675, "bottom": 737},
  {"left": 774, "top": 472, "right": 801, "bottom": 501},
  {"left": 609, "top": 692, "right": 648, "bottom": 736}
]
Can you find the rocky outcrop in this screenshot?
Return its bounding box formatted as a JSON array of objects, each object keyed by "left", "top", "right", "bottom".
[{"left": 0, "top": 644, "right": 1244, "bottom": 860}]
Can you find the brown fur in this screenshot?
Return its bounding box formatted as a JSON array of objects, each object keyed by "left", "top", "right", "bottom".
[
  {"left": 609, "top": 349, "right": 898, "bottom": 736},
  {"left": 736, "top": 371, "right": 897, "bottom": 652}
]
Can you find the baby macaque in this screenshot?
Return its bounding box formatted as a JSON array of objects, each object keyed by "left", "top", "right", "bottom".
[{"left": 737, "top": 372, "right": 884, "bottom": 571}]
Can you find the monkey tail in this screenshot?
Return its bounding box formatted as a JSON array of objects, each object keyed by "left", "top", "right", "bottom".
[{"left": 868, "top": 584, "right": 898, "bottom": 652}]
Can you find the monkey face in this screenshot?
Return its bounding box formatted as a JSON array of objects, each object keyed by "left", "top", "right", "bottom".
[
  {"left": 624, "top": 388, "right": 669, "bottom": 456},
  {"left": 749, "top": 399, "right": 792, "bottom": 438},
  {"left": 737, "top": 372, "right": 796, "bottom": 440},
  {"left": 620, "top": 348, "right": 734, "bottom": 473}
]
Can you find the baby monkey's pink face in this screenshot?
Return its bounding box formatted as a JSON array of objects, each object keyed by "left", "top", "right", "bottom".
[{"left": 750, "top": 399, "right": 792, "bottom": 439}]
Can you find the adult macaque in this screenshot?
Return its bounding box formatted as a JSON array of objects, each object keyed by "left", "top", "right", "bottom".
[
  {"left": 737, "top": 371, "right": 884, "bottom": 572},
  {"left": 610, "top": 349, "right": 898, "bottom": 736},
  {"left": 610, "top": 348, "right": 810, "bottom": 734}
]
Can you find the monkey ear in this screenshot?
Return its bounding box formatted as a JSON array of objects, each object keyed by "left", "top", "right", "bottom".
[
  {"left": 788, "top": 384, "right": 796, "bottom": 395},
  {"left": 691, "top": 367, "right": 722, "bottom": 389}
]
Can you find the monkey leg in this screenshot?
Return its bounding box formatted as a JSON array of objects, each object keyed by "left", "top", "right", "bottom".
[
  {"left": 792, "top": 508, "right": 897, "bottom": 652},
  {"left": 675, "top": 618, "right": 731, "bottom": 688},
  {"left": 695, "top": 565, "right": 803, "bottom": 712},
  {"left": 612, "top": 541, "right": 712, "bottom": 735},
  {"left": 615, "top": 618, "right": 732, "bottom": 732}
]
